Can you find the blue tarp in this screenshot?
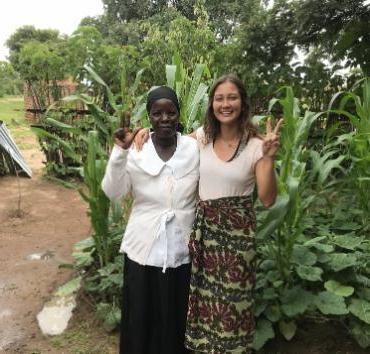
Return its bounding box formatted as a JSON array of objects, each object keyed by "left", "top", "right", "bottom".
[{"left": 0, "top": 120, "right": 32, "bottom": 178}]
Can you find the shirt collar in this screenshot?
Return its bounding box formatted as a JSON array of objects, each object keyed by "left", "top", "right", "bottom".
[{"left": 129, "top": 133, "right": 198, "bottom": 179}]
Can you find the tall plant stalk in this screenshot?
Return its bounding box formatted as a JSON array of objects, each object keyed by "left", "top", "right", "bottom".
[{"left": 328, "top": 77, "right": 370, "bottom": 232}]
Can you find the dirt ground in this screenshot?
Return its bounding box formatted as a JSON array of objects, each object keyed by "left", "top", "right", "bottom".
[
  {"left": 1, "top": 134, "right": 369, "bottom": 354},
  {"left": 0, "top": 137, "right": 116, "bottom": 354}
]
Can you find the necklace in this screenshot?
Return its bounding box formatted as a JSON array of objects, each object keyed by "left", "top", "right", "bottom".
[{"left": 219, "top": 137, "right": 241, "bottom": 149}]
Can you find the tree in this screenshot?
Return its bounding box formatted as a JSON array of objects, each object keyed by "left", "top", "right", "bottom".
[
  {"left": 0, "top": 61, "right": 23, "bottom": 97},
  {"left": 6, "top": 26, "right": 61, "bottom": 70},
  {"left": 102, "top": 0, "right": 168, "bottom": 22},
  {"left": 219, "top": 0, "right": 297, "bottom": 110},
  {"left": 294, "top": 0, "right": 370, "bottom": 75},
  {"left": 136, "top": 10, "right": 218, "bottom": 85},
  {"left": 66, "top": 26, "right": 104, "bottom": 78},
  {"left": 101, "top": 0, "right": 262, "bottom": 40},
  {"left": 18, "top": 40, "right": 68, "bottom": 108},
  {"left": 204, "top": 0, "right": 262, "bottom": 39},
  {"left": 292, "top": 48, "right": 346, "bottom": 112}
]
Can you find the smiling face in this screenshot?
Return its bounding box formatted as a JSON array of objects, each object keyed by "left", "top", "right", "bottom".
[
  {"left": 149, "top": 98, "right": 179, "bottom": 138},
  {"left": 212, "top": 81, "right": 242, "bottom": 126}
]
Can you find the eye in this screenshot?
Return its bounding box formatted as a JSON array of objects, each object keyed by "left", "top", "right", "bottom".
[
  {"left": 228, "top": 95, "right": 239, "bottom": 100},
  {"left": 214, "top": 96, "right": 223, "bottom": 102},
  {"left": 151, "top": 111, "right": 161, "bottom": 117}
]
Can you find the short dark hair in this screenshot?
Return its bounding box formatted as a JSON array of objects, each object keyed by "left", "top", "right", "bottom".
[{"left": 203, "top": 74, "right": 258, "bottom": 143}]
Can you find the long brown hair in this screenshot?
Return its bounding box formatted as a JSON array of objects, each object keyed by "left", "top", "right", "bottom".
[{"left": 203, "top": 74, "right": 259, "bottom": 144}]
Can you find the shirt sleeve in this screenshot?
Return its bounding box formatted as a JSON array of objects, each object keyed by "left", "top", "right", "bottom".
[{"left": 101, "top": 144, "right": 132, "bottom": 201}]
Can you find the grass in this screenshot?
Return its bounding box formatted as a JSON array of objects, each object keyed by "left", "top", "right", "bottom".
[
  {"left": 0, "top": 95, "right": 25, "bottom": 124},
  {"left": 26, "top": 295, "right": 118, "bottom": 354},
  {"left": 48, "top": 308, "right": 118, "bottom": 354},
  {"left": 0, "top": 95, "right": 37, "bottom": 149},
  {"left": 50, "top": 326, "right": 117, "bottom": 354}
]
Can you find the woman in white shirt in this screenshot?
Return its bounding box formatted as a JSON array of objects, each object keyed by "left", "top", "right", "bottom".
[{"left": 102, "top": 86, "right": 198, "bottom": 354}]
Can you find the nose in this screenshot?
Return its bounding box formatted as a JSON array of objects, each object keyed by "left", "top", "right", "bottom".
[
  {"left": 221, "top": 98, "right": 231, "bottom": 108},
  {"left": 161, "top": 112, "right": 170, "bottom": 121}
]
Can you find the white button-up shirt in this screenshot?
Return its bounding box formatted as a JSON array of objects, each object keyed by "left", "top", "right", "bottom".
[{"left": 102, "top": 133, "right": 199, "bottom": 272}]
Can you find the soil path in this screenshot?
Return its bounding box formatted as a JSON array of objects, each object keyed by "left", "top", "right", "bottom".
[{"left": 0, "top": 137, "right": 91, "bottom": 353}]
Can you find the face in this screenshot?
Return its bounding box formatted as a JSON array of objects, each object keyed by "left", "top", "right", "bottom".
[
  {"left": 212, "top": 81, "right": 242, "bottom": 126},
  {"left": 149, "top": 98, "right": 179, "bottom": 138}
]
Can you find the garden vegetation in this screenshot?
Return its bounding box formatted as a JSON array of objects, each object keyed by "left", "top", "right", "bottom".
[{"left": 2, "top": 0, "right": 369, "bottom": 350}]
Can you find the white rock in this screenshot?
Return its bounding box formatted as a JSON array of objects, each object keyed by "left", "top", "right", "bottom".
[{"left": 37, "top": 295, "right": 76, "bottom": 336}]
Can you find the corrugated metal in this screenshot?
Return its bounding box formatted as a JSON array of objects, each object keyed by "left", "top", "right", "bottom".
[{"left": 0, "top": 120, "right": 32, "bottom": 178}]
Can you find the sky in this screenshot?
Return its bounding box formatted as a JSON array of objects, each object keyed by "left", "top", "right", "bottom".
[{"left": 0, "top": 0, "right": 104, "bottom": 61}]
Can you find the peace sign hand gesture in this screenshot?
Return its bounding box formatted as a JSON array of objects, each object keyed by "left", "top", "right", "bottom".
[
  {"left": 262, "top": 117, "right": 283, "bottom": 158},
  {"left": 113, "top": 112, "right": 141, "bottom": 150}
]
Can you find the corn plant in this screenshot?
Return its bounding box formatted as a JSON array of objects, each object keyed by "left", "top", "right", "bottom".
[
  {"left": 63, "top": 63, "right": 147, "bottom": 147},
  {"left": 165, "top": 52, "right": 211, "bottom": 133},
  {"left": 253, "top": 87, "right": 352, "bottom": 350},
  {"left": 79, "top": 131, "right": 110, "bottom": 266},
  {"left": 328, "top": 77, "right": 370, "bottom": 232},
  {"left": 257, "top": 88, "right": 326, "bottom": 280}
]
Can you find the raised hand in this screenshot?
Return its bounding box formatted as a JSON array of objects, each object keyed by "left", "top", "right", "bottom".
[
  {"left": 262, "top": 117, "right": 283, "bottom": 158},
  {"left": 113, "top": 112, "right": 141, "bottom": 149}
]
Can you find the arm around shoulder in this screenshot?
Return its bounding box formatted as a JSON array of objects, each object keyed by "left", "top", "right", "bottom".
[{"left": 188, "top": 131, "right": 197, "bottom": 140}]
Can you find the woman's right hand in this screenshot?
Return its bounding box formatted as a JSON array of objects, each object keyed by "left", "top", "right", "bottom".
[
  {"left": 113, "top": 112, "right": 141, "bottom": 149},
  {"left": 133, "top": 127, "right": 150, "bottom": 151}
]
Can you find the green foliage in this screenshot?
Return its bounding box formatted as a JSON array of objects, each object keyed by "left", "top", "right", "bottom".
[
  {"left": 314, "top": 291, "right": 348, "bottom": 315},
  {"left": 135, "top": 11, "right": 218, "bottom": 86},
  {"left": 9, "top": 1, "right": 369, "bottom": 345},
  {"left": 294, "top": 0, "right": 370, "bottom": 75},
  {"left": 96, "top": 302, "right": 121, "bottom": 332},
  {"left": 328, "top": 78, "right": 370, "bottom": 230},
  {"left": 6, "top": 25, "right": 60, "bottom": 70},
  {"left": 253, "top": 318, "right": 274, "bottom": 350},
  {"left": 349, "top": 299, "right": 370, "bottom": 325},
  {"left": 279, "top": 320, "right": 297, "bottom": 341},
  {"left": 324, "top": 280, "right": 355, "bottom": 297},
  {"left": 55, "top": 277, "right": 82, "bottom": 297},
  {"left": 165, "top": 53, "right": 210, "bottom": 133},
  {"left": 18, "top": 40, "right": 69, "bottom": 110},
  {"left": 254, "top": 84, "right": 370, "bottom": 349},
  {"left": 0, "top": 62, "right": 22, "bottom": 97}
]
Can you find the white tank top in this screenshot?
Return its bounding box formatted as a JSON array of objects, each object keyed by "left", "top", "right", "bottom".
[{"left": 196, "top": 127, "right": 263, "bottom": 201}]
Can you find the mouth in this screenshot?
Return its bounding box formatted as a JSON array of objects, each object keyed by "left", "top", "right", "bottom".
[
  {"left": 218, "top": 110, "right": 234, "bottom": 116},
  {"left": 158, "top": 125, "right": 174, "bottom": 129}
]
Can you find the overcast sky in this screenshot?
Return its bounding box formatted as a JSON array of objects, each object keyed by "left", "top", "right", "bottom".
[{"left": 0, "top": 0, "right": 104, "bottom": 61}]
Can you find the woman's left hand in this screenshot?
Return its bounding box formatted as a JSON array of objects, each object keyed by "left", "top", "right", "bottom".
[{"left": 262, "top": 117, "right": 284, "bottom": 158}]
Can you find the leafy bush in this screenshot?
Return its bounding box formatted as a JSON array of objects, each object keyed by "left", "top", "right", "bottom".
[{"left": 253, "top": 81, "right": 370, "bottom": 350}]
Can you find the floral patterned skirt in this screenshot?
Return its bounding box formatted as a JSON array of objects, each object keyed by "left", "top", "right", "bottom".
[{"left": 185, "top": 196, "right": 257, "bottom": 354}]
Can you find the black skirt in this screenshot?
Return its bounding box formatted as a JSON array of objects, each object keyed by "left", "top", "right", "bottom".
[{"left": 120, "top": 255, "right": 191, "bottom": 354}]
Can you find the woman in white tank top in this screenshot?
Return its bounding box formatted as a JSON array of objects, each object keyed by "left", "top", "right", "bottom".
[{"left": 184, "top": 74, "right": 283, "bottom": 354}]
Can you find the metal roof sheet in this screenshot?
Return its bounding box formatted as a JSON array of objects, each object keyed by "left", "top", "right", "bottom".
[{"left": 0, "top": 120, "right": 32, "bottom": 178}]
